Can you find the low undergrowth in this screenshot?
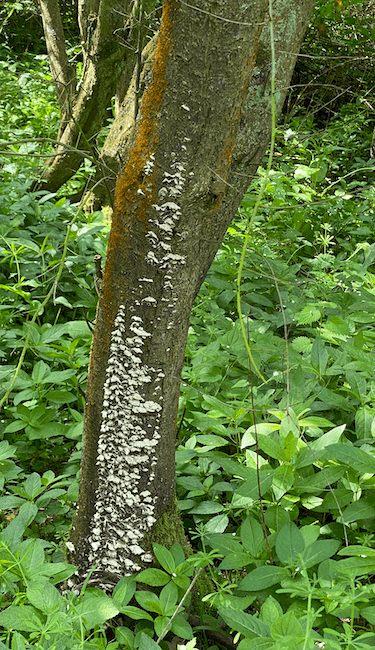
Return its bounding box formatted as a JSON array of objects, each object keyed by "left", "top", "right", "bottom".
[{"left": 2, "top": 3, "right": 375, "bottom": 648}]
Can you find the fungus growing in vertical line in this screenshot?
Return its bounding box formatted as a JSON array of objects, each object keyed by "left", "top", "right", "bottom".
[{"left": 87, "top": 306, "right": 163, "bottom": 577}]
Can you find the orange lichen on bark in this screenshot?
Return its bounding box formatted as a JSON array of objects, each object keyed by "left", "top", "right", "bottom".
[
  {"left": 100, "top": 0, "right": 175, "bottom": 314},
  {"left": 113, "top": 0, "right": 174, "bottom": 217}
]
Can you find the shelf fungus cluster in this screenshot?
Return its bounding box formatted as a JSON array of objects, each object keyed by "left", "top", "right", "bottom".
[{"left": 87, "top": 306, "right": 164, "bottom": 575}]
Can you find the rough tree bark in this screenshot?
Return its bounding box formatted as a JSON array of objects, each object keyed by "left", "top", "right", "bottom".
[
  {"left": 39, "top": 0, "right": 77, "bottom": 139},
  {"left": 36, "top": 0, "right": 140, "bottom": 192},
  {"left": 70, "top": 0, "right": 315, "bottom": 585}
]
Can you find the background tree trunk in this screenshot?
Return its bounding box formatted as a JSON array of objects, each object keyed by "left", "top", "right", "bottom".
[
  {"left": 39, "top": 0, "right": 77, "bottom": 139},
  {"left": 36, "top": 0, "right": 139, "bottom": 193},
  {"left": 70, "top": 0, "right": 314, "bottom": 586}
]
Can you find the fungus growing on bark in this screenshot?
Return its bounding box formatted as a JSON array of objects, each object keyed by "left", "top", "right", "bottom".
[{"left": 87, "top": 306, "right": 163, "bottom": 576}]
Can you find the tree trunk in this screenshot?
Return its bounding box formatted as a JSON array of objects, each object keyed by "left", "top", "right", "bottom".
[
  {"left": 88, "top": 33, "right": 159, "bottom": 209},
  {"left": 70, "top": 0, "right": 314, "bottom": 586},
  {"left": 39, "top": 0, "right": 77, "bottom": 139},
  {"left": 36, "top": 0, "right": 138, "bottom": 193}
]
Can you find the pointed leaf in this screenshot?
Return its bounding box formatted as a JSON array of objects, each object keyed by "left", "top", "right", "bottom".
[
  {"left": 239, "top": 566, "right": 289, "bottom": 591},
  {"left": 325, "top": 444, "right": 375, "bottom": 474},
  {"left": 302, "top": 539, "right": 340, "bottom": 569},
  {"left": 218, "top": 608, "right": 270, "bottom": 638},
  {"left": 240, "top": 517, "right": 264, "bottom": 556},
  {"left": 276, "top": 522, "right": 305, "bottom": 566},
  {"left": 139, "top": 632, "right": 161, "bottom": 650},
  {"left": 136, "top": 568, "right": 170, "bottom": 586},
  {"left": 153, "top": 543, "right": 176, "bottom": 573},
  {"left": 27, "top": 579, "right": 62, "bottom": 613},
  {"left": 112, "top": 576, "right": 136, "bottom": 606},
  {"left": 270, "top": 610, "right": 304, "bottom": 640},
  {"left": 0, "top": 605, "right": 43, "bottom": 632}
]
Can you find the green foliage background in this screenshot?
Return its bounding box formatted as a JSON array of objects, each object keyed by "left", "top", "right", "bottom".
[{"left": 1, "top": 0, "right": 375, "bottom": 648}]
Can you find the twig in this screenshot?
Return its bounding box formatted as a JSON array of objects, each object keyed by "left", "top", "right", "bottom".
[{"left": 156, "top": 568, "right": 203, "bottom": 643}]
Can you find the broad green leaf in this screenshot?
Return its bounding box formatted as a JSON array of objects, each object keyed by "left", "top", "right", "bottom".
[
  {"left": 0, "top": 495, "right": 25, "bottom": 509},
  {"left": 153, "top": 543, "right": 176, "bottom": 573},
  {"left": 342, "top": 499, "right": 375, "bottom": 523},
  {"left": 160, "top": 581, "right": 178, "bottom": 614},
  {"left": 219, "top": 551, "right": 254, "bottom": 570},
  {"left": 170, "top": 542, "right": 185, "bottom": 566},
  {"left": 299, "top": 524, "right": 320, "bottom": 548},
  {"left": 43, "top": 369, "right": 76, "bottom": 383},
  {"left": 218, "top": 607, "right": 270, "bottom": 638},
  {"left": 24, "top": 472, "right": 42, "bottom": 499},
  {"left": 280, "top": 431, "right": 297, "bottom": 461},
  {"left": 279, "top": 409, "right": 300, "bottom": 438},
  {"left": 338, "top": 545, "right": 375, "bottom": 557},
  {"left": 39, "top": 324, "right": 69, "bottom": 343},
  {"left": 302, "top": 539, "right": 340, "bottom": 568},
  {"left": 203, "top": 514, "right": 229, "bottom": 533},
  {"left": 45, "top": 390, "right": 77, "bottom": 403},
  {"left": 172, "top": 574, "right": 191, "bottom": 590},
  {"left": 135, "top": 568, "right": 170, "bottom": 586},
  {"left": 176, "top": 476, "right": 204, "bottom": 491},
  {"left": 264, "top": 506, "right": 290, "bottom": 532},
  {"left": 294, "top": 164, "right": 319, "bottom": 180},
  {"left": 112, "top": 575, "right": 136, "bottom": 605},
  {"left": 296, "top": 305, "right": 321, "bottom": 325},
  {"left": 324, "top": 443, "right": 375, "bottom": 474},
  {"left": 293, "top": 465, "right": 345, "bottom": 494},
  {"left": 9, "top": 632, "right": 27, "bottom": 650},
  {"left": 318, "top": 388, "right": 353, "bottom": 412},
  {"left": 209, "top": 456, "right": 256, "bottom": 480},
  {"left": 115, "top": 626, "right": 135, "bottom": 650},
  {"left": 188, "top": 501, "right": 223, "bottom": 514},
  {"left": 260, "top": 596, "right": 283, "bottom": 627},
  {"left": 0, "top": 605, "right": 43, "bottom": 632},
  {"left": 334, "top": 557, "right": 375, "bottom": 578},
  {"left": 119, "top": 605, "right": 153, "bottom": 621},
  {"left": 207, "top": 533, "right": 243, "bottom": 555},
  {"left": 270, "top": 610, "right": 304, "bottom": 640},
  {"left": 27, "top": 579, "right": 61, "bottom": 613},
  {"left": 275, "top": 522, "right": 305, "bottom": 566},
  {"left": 239, "top": 566, "right": 289, "bottom": 591},
  {"left": 272, "top": 465, "right": 294, "bottom": 499},
  {"left": 76, "top": 591, "right": 119, "bottom": 629},
  {"left": 2, "top": 501, "right": 38, "bottom": 548},
  {"left": 202, "top": 394, "right": 238, "bottom": 419},
  {"left": 235, "top": 469, "right": 273, "bottom": 500},
  {"left": 171, "top": 613, "right": 194, "bottom": 639},
  {"left": 32, "top": 360, "right": 50, "bottom": 383},
  {"left": 67, "top": 321, "right": 92, "bottom": 340},
  {"left": 310, "top": 425, "right": 346, "bottom": 451},
  {"left": 0, "top": 440, "right": 17, "bottom": 461},
  {"left": 346, "top": 370, "right": 367, "bottom": 400},
  {"left": 240, "top": 516, "right": 264, "bottom": 556},
  {"left": 361, "top": 607, "right": 375, "bottom": 625},
  {"left": 19, "top": 538, "right": 46, "bottom": 575},
  {"left": 3, "top": 420, "right": 27, "bottom": 433},
  {"left": 154, "top": 614, "right": 170, "bottom": 639},
  {"left": 135, "top": 590, "right": 163, "bottom": 614},
  {"left": 139, "top": 632, "right": 161, "bottom": 650},
  {"left": 355, "top": 406, "right": 375, "bottom": 439},
  {"left": 255, "top": 434, "right": 284, "bottom": 461},
  {"left": 311, "top": 337, "right": 328, "bottom": 375},
  {"left": 40, "top": 561, "right": 77, "bottom": 583},
  {"left": 241, "top": 424, "right": 280, "bottom": 449}
]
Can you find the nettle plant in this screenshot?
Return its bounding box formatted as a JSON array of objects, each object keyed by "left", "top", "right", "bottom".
[
  {"left": 2, "top": 38, "right": 375, "bottom": 650},
  {"left": 174, "top": 116, "right": 375, "bottom": 648}
]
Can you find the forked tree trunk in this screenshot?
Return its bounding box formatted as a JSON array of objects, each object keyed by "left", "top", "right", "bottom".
[
  {"left": 36, "top": 0, "right": 138, "bottom": 193},
  {"left": 39, "top": 0, "right": 77, "bottom": 139},
  {"left": 70, "top": 0, "right": 314, "bottom": 585}
]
